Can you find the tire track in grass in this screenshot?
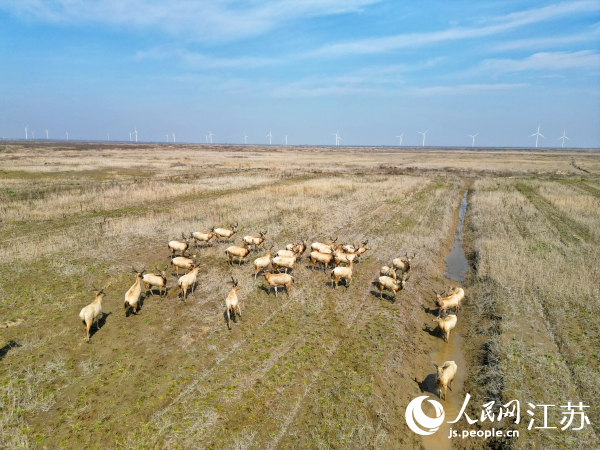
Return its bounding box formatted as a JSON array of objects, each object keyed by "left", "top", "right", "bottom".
[
  {"left": 266, "top": 291, "right": 370, "bottom": 450},
  {"left": 515, "top": 183, "right": 596, "bottom": 244},
  {"left": 145, "top": 292, "right": 298, "bottom": 430}
]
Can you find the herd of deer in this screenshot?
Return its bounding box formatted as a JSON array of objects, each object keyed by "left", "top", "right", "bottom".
[{"left": 78, "top": 222, "right": 465, "bottom": 401}]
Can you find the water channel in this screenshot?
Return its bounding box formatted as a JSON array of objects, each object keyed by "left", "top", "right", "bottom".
[{"left": 422, "top": 190, "right": 470, "bottom": 450}]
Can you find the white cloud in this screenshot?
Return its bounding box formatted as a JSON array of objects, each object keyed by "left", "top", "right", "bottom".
[
  {"left": 491, "top": 26, "right": 600, "bottom": 51},
  {"left": 136, "top": 48, "right": 278, "bottom": 69},
  {"left": 302, "top": 1, "right": 600, "bottom": 58},
  {"left": 0, "top": 0, "right": 381, "bottom": 42},
  {"left": 263, "top": 59, "right": 446, "bottom": 97},
  {"left": 480, "top": 51, "right": 600, "bottom": 72},
  {"left": 411, "top": 83, "right": 528, "bottom": 96}
]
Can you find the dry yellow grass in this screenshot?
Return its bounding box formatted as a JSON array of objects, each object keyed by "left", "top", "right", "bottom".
[{"left": 463, "top": 177, "right": 599, "bottom": 449}]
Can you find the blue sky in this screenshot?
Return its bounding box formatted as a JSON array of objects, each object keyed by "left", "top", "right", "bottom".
[{"left": 0, "top": 0, "right": 599, "bottom": 147}]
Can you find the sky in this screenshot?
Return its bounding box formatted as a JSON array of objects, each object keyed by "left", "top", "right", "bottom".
[{"left": 0, "top": 0, "right": 599, "bottom": 147}]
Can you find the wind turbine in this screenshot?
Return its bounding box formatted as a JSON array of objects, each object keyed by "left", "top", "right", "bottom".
[
  {"left": 205, "top": 135, "right": 208, "bottom": 143},
  {"left": 244, "top": 133, "right": 248, "bottom": 144},
  {"left": 266, "top": 130, "right": 273, "bottom": 145},
  {"left": 468, "top": 133, "right": 478, "bottom": 147},
  {"left": 65, "top": 131, "right": 69, "bottom": 141},
  {"left": 24, "top": 124, "right": 29, "bottom": 140},
  {"left": 31, "top": 131, "right": 35, "bottom": 139},
  {"left": 129, "top": 132, "right": 132, "bottom": 142},
  {"left": 172, "top": 133, "right": 176, "bottom": 143},
  {"left": 558, "top": 130, "right": 570, "bottom": 148},
  {"left": 395, "top": 133, "right": 404, "bottom": 146},
  {"left": 529, "top": 125, "right": 544, "bottom": 148},
  {"left": 165, "top": 134, "right": 169, "bottom": 142},
  {"left": 418, "top": 130, "right": 428, "bottom": 147},
  {"left": 208, "top": 131, "right": 214, "bottom": 143},
  {"left": 133, "top": 127, "right": 138, "bottom": 143},
  {"left": 284, "top": 134, "right": 288, "bottom": 145},
  {"left": 45, "top": 130, "right": 49, "bottom": 139},
  {"left": 332, "top": 131, "right": 341, "bottom": 146}
]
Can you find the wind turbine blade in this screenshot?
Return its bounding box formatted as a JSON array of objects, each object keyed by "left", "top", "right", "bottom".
[{"left": 539, "top": 134, "right": 545, "bottom": 138}]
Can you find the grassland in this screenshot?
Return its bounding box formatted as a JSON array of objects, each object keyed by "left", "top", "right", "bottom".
[
  {"left": 0, "top": 142, "right": 599, "bottom": 449},
  {"left": 459, "top": 177, "right": 600, "bottom": 449}
]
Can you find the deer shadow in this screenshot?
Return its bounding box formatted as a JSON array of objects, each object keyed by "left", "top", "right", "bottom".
[
  {"left": 369, "top": 285, "right": 395, "bottom": 303},
  {"left": 222, "top": 309, "right": 241, "bottom": 328},
  {"left": 257, "top": 284, "right": 271, "bottom": 295},
  {"left": 421, "top": 304, "right": 441, "bottom": 316},
  {"left": 0, "top": 341, "right": 21, "bottom": 360},
  {"left": 414, "top": 373, "right": 439, "bottom": 397},
  {"left": 145, "top": 287, "right": 168, "bottom": 298},
  {"left": 177, "top": 284, "right": 198, "bottom": 301},
  {"left": 258, "top": 284, "right": 289, "bottom": 298},
  {"left": 422, "top": 323, "right": 441, "bottom": 339},
  {"left": 89, "top": 311, "right": 112, "bottom": 338},
  {"left": 329, "top": 279, "right": 350, "bottom": 289},
  {"left": 305, "top": 264, "right": 328, "bottom": 273}
]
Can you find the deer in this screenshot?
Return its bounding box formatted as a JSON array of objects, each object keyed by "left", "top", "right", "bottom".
[
  {"left": 192, "top": 228, "right": 216, "bottom": 247},
  {"left": 214, "top": 223, "right": 239, "bottom": 243},
  {"left": 168, "top": 233, "right": 192, "bottom": 256},
  {"left": 434, "top": 361, "right": 457, "bottom": 400},
  {"left": 377, "top": 272, "right": 408, "bottom": 300},
  {"left": 142, "top": 266, "right": 168, "bottom": 297},
  {"left": 392, "top": 252, "right": 417, "bottom": 275},
  {"left": 432, "top": 314, "right": 458, "bottom": 342},
  {"left": 276, "top": 249, "right": 296, "bottom": 258},
  {"left": 79, "top": 285, "right": 107, "bottom": 343},
  {"left": 124, "top": 268, "right": 144, "bottom": 316},
  {"left": 309, "top": 251, "right": 335, "bottom": 272},
  {"left": 253, "top": 246, "right": 273, "bottom": 279},
  {"left": 433, "top": 289, "right": 462, "bottom": 315},
  {"left": 272, "top": 255, "right": 296, "bottom": 274},
  {"left": 341, "top": 243, "right": 357, "bottom": 254},
  {"left": 263, "top": 271, "right": 294, "bottom": 297},
  {"left": 310, "top": 237, "right": 338, "bottom": 254},
  {"left": 243, "top": 231, "right": 267, "bottom": 251},
  {"left": 379, "top": 265, "right": 397, "bottom": 280},
  {"left": 225, "top": 277, "right": 242, "bottom": 330},
  {"left": 331, "top": 260, "right": 353, "bottom": 288},
  {"left": 225, "top": 243, "right": 250, "bottom": 265},
  {"left": 333, "top": 249, "right": 358, "bottom": 267},
  {"left": 178, "top": 264, "right": 200, "bottom": 301},
  {"left": 170, "top": 255, "right": 196, "bottom": 276},
  {"left": 352, "top": 240, "right": 369, "bottom": 259},
  {"left": 286, "top": 238, "right": 307, "bottom": 259},
  {"left": 447, "top": 286, "right": 465, "bottom": 307}
]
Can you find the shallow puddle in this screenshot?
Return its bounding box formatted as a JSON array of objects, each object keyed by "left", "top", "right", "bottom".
[{"left": 445, "top": 190, "right": 470, "bottom": 282}]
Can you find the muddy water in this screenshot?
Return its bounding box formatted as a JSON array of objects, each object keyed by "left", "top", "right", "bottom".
[
  {"left": 444, "top": 190, "right": 470, "bottom": 282},
  {"left": 421, "top": 189, "right": 470, "bottom": 449}
]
